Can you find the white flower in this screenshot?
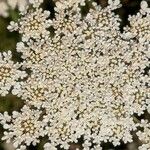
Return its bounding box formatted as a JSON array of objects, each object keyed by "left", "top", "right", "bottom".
[
  {"left": 0, "top": 0, "right": 150, "bottom": 149},
  {"left": 1, "top": 106, "right": 45, "bottom": 149},
  {"left": 137, "top": 120, "right": 150, "bottom": 150},
  {"left": 7, "top": 21, "right": 19, "bottom": 31},
  {"left": 108, "top": 0, "right": 121, "bottom": 9},
  {"left": 8, "top": 7, "right": 52, "bottom": 42},
  {"left": 29, "top": 0, "right": 43, "bottom": 8},
  {"left": 123, "top": 9, "right": 150, "bottom": 41},
  {"left": 140, "top": 1, "right": 150, "bottom": 14},
  {"left": 12, "top": 76, "right": 50, "bottom": 108},
  {"left": 0, "top": 51, "right": 27, "bottom": 96},
  {"left": 16, "top": 39, "right": 49, "bottom": 67}
]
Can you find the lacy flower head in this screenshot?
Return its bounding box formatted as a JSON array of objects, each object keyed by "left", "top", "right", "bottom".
[{"left": 0, "top": 0, "right": 150, "bottom": 150}]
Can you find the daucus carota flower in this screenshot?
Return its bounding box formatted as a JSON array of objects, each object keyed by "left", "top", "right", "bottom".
[
  {"left": 0, "top": 0, "right": 150, "bottom": 149},
  {"left": 8, "top": 7, "right": 52, "bottom": 41},
  {"left": 0, "top": 51, "right": 27, "bottom": 96},
  {"left": 0, "top": 106, "right": 45, "bottom": 150}
]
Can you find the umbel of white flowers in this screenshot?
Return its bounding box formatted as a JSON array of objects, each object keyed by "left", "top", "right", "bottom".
[{"left": 0, "top": 0, "right": 150, "bottom": 149}]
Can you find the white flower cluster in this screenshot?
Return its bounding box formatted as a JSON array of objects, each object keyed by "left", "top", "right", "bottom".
[
  {"left": 137, "top": 120, "right": 150, "bottom": 150},
  {"left": 1, "top": 106, "right": 45, "bottom": 150},
  {"left": 0, "top": 0, "right": 28, "bottom": 17},
  {"left": 0, "top": 0, "right": 150, "bottom": 150},
  {"left": 0, "top": 51, "right": 27, "bottom": 96},
  {"left": 8, "top": 6, "right": 52, "bottom": 41}
]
